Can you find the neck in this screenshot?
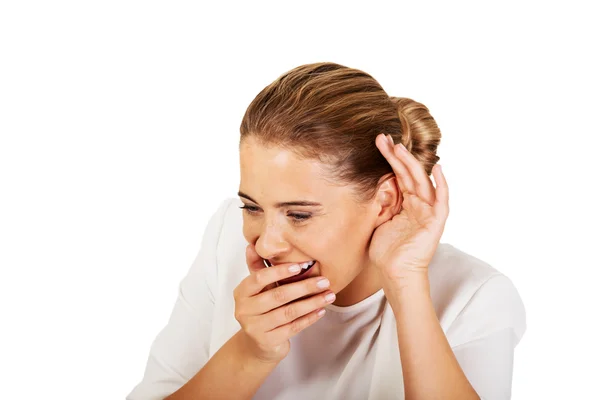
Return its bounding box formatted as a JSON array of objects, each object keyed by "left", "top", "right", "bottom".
[{"left": 332, "top": 262, "right": 383, "bottom": 307}]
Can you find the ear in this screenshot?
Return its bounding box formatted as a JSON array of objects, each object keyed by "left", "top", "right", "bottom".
[{"left": 372, "top": 173, "right": 403, "bottom": 228}]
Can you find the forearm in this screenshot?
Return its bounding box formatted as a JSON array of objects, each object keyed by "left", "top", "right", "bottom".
[
  {"left": 382, "top": 273, "right": 479, "bottom": 400},
  {"left": 165, "top": 329, "right": 278, "bottom": 400}
]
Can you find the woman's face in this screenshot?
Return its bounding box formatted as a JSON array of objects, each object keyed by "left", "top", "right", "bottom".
[{"left": 238, "top": 136, "right": 396, "bottom": 306}]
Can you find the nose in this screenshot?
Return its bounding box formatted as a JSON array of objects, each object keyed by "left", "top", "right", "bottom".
[{"left": 254, "top": 225, "right": 291, "bottom": 263}]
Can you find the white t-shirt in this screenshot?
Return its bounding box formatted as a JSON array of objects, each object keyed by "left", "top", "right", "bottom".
[{"left": 127, "top": 198, "right": 527, "bottom": 400}]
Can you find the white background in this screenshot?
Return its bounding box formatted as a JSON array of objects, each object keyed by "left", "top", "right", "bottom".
[{"left": 1, "top": 1, "right": 598, "bottom": 399}]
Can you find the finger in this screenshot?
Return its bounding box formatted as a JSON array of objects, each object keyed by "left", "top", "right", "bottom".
[
  {"left": 264, "top": 307, "right": 327, "bottom": 342},
  {"left": 245, "top": 243, "right": 266, "bottom": 273},
  {"left": 239, "top": 258, "right": 304, "bottom": 297},
  {"left": 432, "top": 164, "right": 449, "bottom": 216},
  {"left": 258, "top": 289, "right": 335, "bottom": 332},
  {"left": 388, "top": 135, "right": 436, "bottom": 206},
  {"left": 375, "top": 134, "right": 415, "bottom": 194},
  {"left": 245, "top": 244, "right": 279, "bottom": 292},
  {"left": 251, "top": 275, "right": 331, "bottom": 315}
]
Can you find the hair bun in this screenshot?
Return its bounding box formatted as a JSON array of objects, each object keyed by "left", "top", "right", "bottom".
[{"left": 389, "top": 96, "right": 441, "bottom": 175}]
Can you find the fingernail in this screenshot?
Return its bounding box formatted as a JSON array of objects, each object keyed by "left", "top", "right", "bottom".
[
  {"left": 317, "top": 308, "right": 326, "bottom": 317},
  {"left": 387, "top": 134, "right": 394, "bottom": 146},
  {"left": 325, "top": 292, "right": 336, "bottom": 302},
  {"left": 317, "top": 278, "right": 330, "bottom": 288},
  {"left": 289, "top": 264, "right": 301, "bottom": 273}
]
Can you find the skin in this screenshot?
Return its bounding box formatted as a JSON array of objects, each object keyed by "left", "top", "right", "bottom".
[{"left": 238, "top": 135, "right": 401, "bottom": 306}]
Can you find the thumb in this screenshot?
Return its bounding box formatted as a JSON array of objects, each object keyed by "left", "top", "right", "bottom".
[{"left": 245, "top": 243, "right": 278, "bottom": 292}]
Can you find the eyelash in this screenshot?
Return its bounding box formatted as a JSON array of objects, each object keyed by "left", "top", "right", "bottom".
[{"left": 239, "top": 205, "right": 311, "bottom": 224}]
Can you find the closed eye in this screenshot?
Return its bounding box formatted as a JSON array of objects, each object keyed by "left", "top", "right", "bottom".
[
  {"left": 239, "top": 205, "right": 312, "bottom": 225},
  {"left": 289, "top": 213, "right": 310, "bottom": 222},
  {"left": 239, "top": 204, "right": 260, "bottom": 214}
]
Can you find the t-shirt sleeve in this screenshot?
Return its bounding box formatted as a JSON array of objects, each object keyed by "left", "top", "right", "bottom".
[
  {"left": 126, "top": 198, "right": 233, "bottom": 400},
  {"left": 446, "top": 274, "right": 527, "bottom": 400}
]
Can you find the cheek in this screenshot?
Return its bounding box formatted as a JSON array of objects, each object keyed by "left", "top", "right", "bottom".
[
  {"left": 311, "top": 224, "right": 357, "bottom": 269},
  {"left": 320, "top": 217, "right": 372, "bottom": 269}
]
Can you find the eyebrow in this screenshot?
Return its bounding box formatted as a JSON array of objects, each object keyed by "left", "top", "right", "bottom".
[{"left": 238, "top": 191, "right": 322, "bottom": 208}]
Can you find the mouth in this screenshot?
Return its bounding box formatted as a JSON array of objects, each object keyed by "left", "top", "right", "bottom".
[
  {"left": 297, "top": 260, "right": 316, "bottom": 275},
  {"left": 264, "top": 259, "right": 318, "bottom": 284}
]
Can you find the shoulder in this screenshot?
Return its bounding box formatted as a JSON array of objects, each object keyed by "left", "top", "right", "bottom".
[{"left": 428, "top": 243, "right": 527, "bottom": 346}]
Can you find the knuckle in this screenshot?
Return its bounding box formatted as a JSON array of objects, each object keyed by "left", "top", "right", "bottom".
[
  {"left": 234, "top": 301, "right": 250, "bottom": 323},
  {"left": 254, "top": 269, "right": 267, "bottom": 287},
  {"left": 290, "top": 317, "right": 305, "bottom": 334},
  {"left": 271, "top": 287, "right": 287, "bottom": 303},
  {"left": 234, "top": 298, "right": 244, "bottom": 313},
  {"left": 284, "top": 304, "right": 297, "bottom": 321},
  {"left": 234, "top": 308, "right": 243, "bottom": 322},
  {"left": 234, "top": 278, "right": 251, "bottom": 300}
]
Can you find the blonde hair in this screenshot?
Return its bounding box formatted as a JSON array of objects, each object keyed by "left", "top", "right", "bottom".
[{"left": 240, "top": 62, "right": 441, "bottom": 202}]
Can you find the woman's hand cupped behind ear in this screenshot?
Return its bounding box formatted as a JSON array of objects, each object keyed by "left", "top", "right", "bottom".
[{"left": 368, "top": 134, "right": 450, "bottom": 283}]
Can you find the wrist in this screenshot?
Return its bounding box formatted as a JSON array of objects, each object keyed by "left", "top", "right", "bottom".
[
  {"left": 380, "top": 267, "right": 430, "bottom": 291},
  {"left": 380, "top": 271, "right": 431, "bottom": 309},
  {"left": 237, "top": 330, "right": 285, "bottom": 366}
]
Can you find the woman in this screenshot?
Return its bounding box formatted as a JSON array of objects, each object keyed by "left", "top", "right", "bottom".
[{"left": 127, "top": 62, "right": 526, "bottom": 400}]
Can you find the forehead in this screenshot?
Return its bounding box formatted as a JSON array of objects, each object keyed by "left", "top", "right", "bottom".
[{"left": 239, "top": 139, "right": 338, "bottom": 201}]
